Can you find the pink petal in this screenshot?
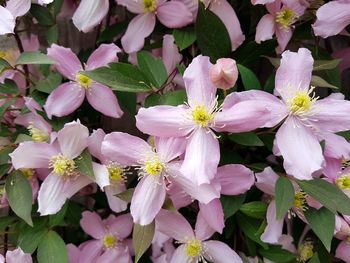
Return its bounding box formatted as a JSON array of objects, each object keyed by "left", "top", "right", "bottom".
[
  {"left": 105, "top": 185, "right": 128, "bottom": 213},
  {"left": 6, "top": 248, "right": 32, "bottom": 263},
  {"left": 199, "top": 199, "right": 225, "bottom": 234},
  {"left": 67, "top": 244, "right": 80, "bottom": 263},
  {"left": 275, "top": 117, "right": 323, "bottom": 180},
  {"left": 85, "top": 44, "right": 121, "bottom": 71},
  {"left": 57, "top": 120, "right": 89, "bottom": 159},
  {"left": 79, "top": 240, "right": 103, "bottom": 263},
  {"left": 336, "top": 240, "right": 350, "bottom": 262},
  {"left": 93, "top": 162, "right": 110, "bottom": 189},
  {"left": 209, "top": 0, "right": 245, "bottom": 50},
  {"left": 116, "top": 0, "right": 144, "bottom": 14},
  {"left": 184, "top": 56, "right": 216, "bottom": 108},
  {"left": 10, "top": 141, "right": 58, "bottom": 169},
  {"left": 261, "top": 201, "right": 284, "bottom": 243},
  {"left": 130, "top": 176, "right": 166, "bottom": 225},
  {"left": 275, "top": 48, "right": 313, "bottom": 101},
  {"left": 15, "top": 112, "right": 51, "bottom": 133},
  {"left": 88, "top": 129, "right": 106, "bottom": 161},
  {"left": 255, "top": 14, "right": 275, "bottom": 43},
  {"left": 203, "top": 240, "right": 243, "bottom": 263},
  {"left": 155, "top": 137, "right": 186, "bottom": 163},
  {"left": 181, "top": 128, "right": 220, "bottom": 185},
  {"left": 6, "top": 0, "right": 30, "bottom": 18},
  {"left": 156, "top": 1, "right": 193, "bottom": 28},
  {"left": 195, "top": 211, "right": 216, "bottom": 241},
  {"left": 275, "top": 27, "right": 293, "bottom": 53},
  {"left": 80, "top": 211, "right": 107, "bottom": 239},
  {"left": 255, "top": 167, "right": 279, "bottom": 196},
  {"left": 251, "top": 0, "right": 276, "bottom": 5},
  {"left": 72, "top": 0, "right": 109, "bottom": 33},
  {"left": 97, "top": 247, "right": 131, "bottom": 263},
  {"left": 44, "top": 83, "right": 85, "bottom": 119},
  {"left": 162, "top": 34, "right": 182, "bottom": 74},
  {"left": 108, "top": 213, "right": 133, "bottom": 239},
  {"left": 102, "top": 132, "right": 151, "bottom": 166},
  {"left": 47, "top": 44, "right": 82, "bottom": 80},
  {"left": 136, "top": 105, "right": 193, "bottom": 137},
  {"left": 216, "top": 164, "right": 255, "bottom": 195},
  {"left": 0, "top": 6, "right": 15, "bottom": 35},
  {"left": 86, "top": 83, "right": 123, "bottom": 118},
  {"left": 312, "top": 1, "right": 350, "bottom": 38},
  {"left": 121, "top": 13, "right": 156, "bottom": 53},
  {"left": 170, "top": 245, "right": 192, "bottom": 263},
  {"left": 323, "top": 133, "right": 350, "bottom": 160},
  {"left": 156, "top": 209, "right": 194, "bottom": 242}
]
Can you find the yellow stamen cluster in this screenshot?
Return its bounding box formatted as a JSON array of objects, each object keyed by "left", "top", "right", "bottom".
[
  {"left": 294, "top": 191, "right": 307, "bottom": 210},
  {"left": 103, "top": 234, "right": 117, "bottom": 249},
  {"left": 298, "top": 241, "right": 314, "bottom": 262},
  {"left": 143, "top": 0, "right": 157, "bottom": 12},
  {"left": 185, "top": 239, "right": 203, "bottom": 258},
  {"left": 144, "top": 158, "right": 164, "bottom": 176},
  {"left": 20, "top": 168, "right": 35, "bottom": 179},
  {"left": 275, "top": 8, "right": 296, "bottom": 31},
  {"left": 107, "top": 165, "right": 125, "bottom": 183},
  {"left": 191, "top": 105, "right": 214, "bottom": 128},
  {"left": 289, "top": 90, "right": 317, "bottom": 115},
  {"left": 76, "top": 73, "right": 92, "bottom": 89},
  {"left": 28, "top": 125, "right": 49, "bottom": 142},
  {"left": 336, "top": 175, "right": 350, "bottom": 190},
  {"left": 50, "top": 154, "right": 76, "bottom": 177}
]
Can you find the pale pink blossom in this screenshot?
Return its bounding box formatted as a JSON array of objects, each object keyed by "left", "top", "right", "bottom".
[
  {"left": 44, "top": 44, "right": 123, "bottom": 119},
  {"left": 209, "top": 58, "right": 238, "bottom": 90},
  {"left": 334, "top": 215, "right": 350, "bottom": 262},
  {"left": 0, "top": 0, "right": 31, "bottom": 35},
  {"left": 0, "top": 247, "right": 32, "bottom": 263}
]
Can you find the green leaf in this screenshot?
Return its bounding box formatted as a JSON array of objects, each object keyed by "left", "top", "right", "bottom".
[
  {"left": 47, "top": 24, "right": 59, "bottom": 45},
  {"left": 221, "top": 194, "right": 246, "bottom": 219},
  {"left": 240, "top": 201, "right": 268, "bottom": 219},
  {"left": 49, "top": 202, "right": 68, "bottom": 227},
  {"left": 237, "top": 64, "right": 261, "bottom": 90},
  {"left": 30, "top": 4, "right": 55, "bottom": 26},
  {"left": 48, "top": 0, "right": 64, "bottom": 16},
  {"left": 133, "top": 221, "right": 155, "bottom": 263},
  {"left": 144, "top": 90, "right": 187, "bottom": 108},
  {"left": 5, "top": 171, "right": 33, "bottom": 226},
  {"left": 37, "top": 231, "right": 68, "bottom": 263},
  {"left": 30, "top": 90, "right": 48, "bottom": 106},
  {"left": 83, "top": 63, "right": 151, "bottom": 92},
  {"left": 313, "top": 59, "right": 341, "bottom": 71},
  {"left": 195, "top": 3, "right": 231, "bottom": 61},
  {"left": 309, "top": 253, "right": 321, "bottom": 263},
  {"left": 16, "top": 52, "right": 55, "bottom": 65},
  {"left": 275, "top": 177, "right": 295, "bottom": 219},
  {"left": 0, "top": 58, "right": 11, "bottom": 73},
  {"left": 304, "top": 207, "right": 335, "bottom": 251},
  {"left": 311, "top": 75, "right": 338, "bottom": 89},
  {"left": 229, "top": 132, "right": 264, "bottom": 146},
  {"left": 298, "top": 178, "right": 350, "bottom": 215},
  {"left": 18, "top": 218, "right": 48, "bottom": 253},
  {"left": 34, "top": 72, "right": 62, "bottom": 94},
  {"left": 75, "top": 149, "right": 95, "bottom": 179},
  {"left": 0, "top": 98, "right": 16, "bottom": 120},
  {"left": 137, "top": 51, "right": 168, "bottom": 89},
  {"left": 98, "top": 22, "right": 128, "bottom": 43},
  {"left": 0, "top": 216, "right": 16, "bottom": 231},
  {"left": 173, "top": 27, "right": 196, "bottom": 51},
  {"left": 0, "top": 164, "right": 10, "bottom": 179},
  {"left": 0, "top": 79, "right": 19, "bottom": 95},
  {"left": 258, "top": 246, "right": 296, "bottom": 262},
  {"left": 263, "top": 56, "right": 280, "bottom": 68},
  {"left": 0, "top": 146, "right": 15, "bottom": 165},
  {"left": 115, "top": 188, "right": 135, "bottom": 203}
]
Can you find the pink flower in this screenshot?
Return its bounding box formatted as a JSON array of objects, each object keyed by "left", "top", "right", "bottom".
[
  {"left": 78, "top": 211, "right": 133, "bottom": 263},
  {"left": 72, "top": 0, "right": 109, "bottom": 33},
  {"left": 0, "top": 247, "right": 32, "bottom": 263},
  {"left": 117, "top": 0, "right": 193, "bottom": 53},
  {"left": 312, "top": 0, "right": 350, "bottom": 38},
  {"left": 15, "top": 112, "right": 52, "bottom": 142},
  {"left": 335, "top": 215, "right": 350, "bottom": 262},
  {"left": 209, "top": 58, "right": 238, "bottom": 90},
  {"left": 10, "top": 120, "right": 93, "bottom": 215},
  {"left": 136, "top": 55, "right": 270, "bottom": 185},
  {"left": 156, "top": 209, "right": 243, "bottom": 263},
  {"left": 44, "top": 44, "right": 123, "bottom": 119},
  {"left": 255, "top": 0, "right": 306, "bottom": 52},
  {"left": 0, "top": 0, "right": 31, "bottom": 35}
]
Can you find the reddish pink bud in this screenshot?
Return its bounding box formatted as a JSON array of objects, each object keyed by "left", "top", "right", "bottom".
[{"left": 209, "top": 58, "right": 238, "bottom": 90}]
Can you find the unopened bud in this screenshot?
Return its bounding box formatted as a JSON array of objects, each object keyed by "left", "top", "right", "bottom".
[{"left": 209, "top": 58, "right": 238, "bottom": 90}]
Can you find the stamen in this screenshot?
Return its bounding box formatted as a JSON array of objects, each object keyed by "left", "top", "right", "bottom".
[
  {"left": 76, "top": 73, "right": 92, "bottom": 89},
  {"left": 103, "top": 234, "right": 117, "bottom": 249},
  {"left": 144, "top": 158, "right": 164, "bottom": 176},
  {"left": 294, "top": 191, "right": 308, "bottom": 211},
  {"left": 143, "top": 0, "right": 157, "bottom": 12},
  {"left": 49, "top": 154, "right": 77, "bottom": 177},
  {"left": 28, "top": 125, "right": 49, "bottom": 142},
  {"left": 185, "top": 239, "right": 203, "bottom": 258},
  {"left": 20, "top": 168, "right": 35, "bottom": 179},
  {"left": 336, "top": 174, "right": 350, "bottom": 190},
  {"left": 297, "top": 241, "right": 314, "bottom": 262},
  {"left": 275, "top": 8, "right": 297, "bottom": 31},
  {"left": 107, "top": 163, "right": 127, "bottom": 183},
  {"left": 288, "top": 87, "right": 318, "bottom": 116}
]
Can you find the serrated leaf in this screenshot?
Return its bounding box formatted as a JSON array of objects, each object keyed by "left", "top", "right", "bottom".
[
  {"left": 133, "top": 221, "right": 155, "bottom": 263},
  {"left": 144, "top": 90, "right": 187, "bottom": 108},
  {"left": 173, "top": 27, "right": 196, "bottom": 50},
  {"left": 311, "top": 75, "right": 338, "bottom": 89},
  {"left": 35, "top": 72, "right": 62, "bottom": 94},
  {"left": 237, "top": 64, "right": 261, "bottom": 90},
  {"left": 240, "top": 201, "right": 268, "bottom": 219},
  {"left": 229, "top": 132, "right": 264, "bottom": 146},
  {"left": 75, "top": 149, "right": 94, "bottom": 179},
  {"left": 313, "top": 59, "right": 341, "bottom": 71},
  {"left": 16, "top": 52, "right": 55, "bottom": 65},
  {"left": 304, "top": 207, "right": 335, "bottom": 251},
  {"left": 37, "top": 231, "right": 68, "bottom": 263},
  {"left": 5, "top": 171, "right": 33, "bottom": 226},
  {"left": 258, "top": 245, "right": 296, "bottom": 262},
  {"left": 221, "top": 194, "right": 246, "bottom": 219},
  {"left": 275, "top": 177, "right": 295, "bottom": 219},
  {"left": 115, "top": 188, "right": 134, "bottom": 203},
  {"left": 30, "top": 4, "right": 55, "bottom": 26}
]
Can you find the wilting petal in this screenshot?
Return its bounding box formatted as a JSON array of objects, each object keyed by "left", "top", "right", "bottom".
[
  {"left": 6, "top": 247, "right": 32, "bottom": 263},
  {"left": 261, "top": 201, "right": 284, "bottom": 243},
  {"left": 0, "top": 6, "right": 15, "bottom": 35},
  {"left": 121, "top": 13, "right": 156, "bottom": 53},
  {"left": 275, "top": 48, "right": 313, "bottom": 101},
  {"left": 255, "top": 14, "right": 275, "bottom": 43},
  {"left": 275, "top": 27, "right": 293, "bottom": 53},
  {"left": 336, "top": 240, "right": 350, "bottom": 262},
  {"left": 170, "top": 245, "right": 193, "bottom": 263},
  {"left": 85, "top": 44, "right": 121, "bottom": 71},
  {"left": 209, "top": 0, "right": 245, "bottom": 50},
  {"left": 57, "top": 120, "right": 89, "bottom": 159},
  {"left": 155, "top": 137, "right": 186, "bottom": 163},
  {"left": 136, "top": 105, "right": 193, "bottom": 137},
  {"left": 80, "top": 211, "right": 107, "bottom": 239},
  {"left": 88, "top": 129, "right": 106, "bottom": 161},
  {"left": 156, "top": 1, "right": 193, "bottom": 28},
  {"left": 108, "top": 214, "right": 133, "bottom": 239},
  {"left": 93, "top": 162, "right": 110, "bottom": 189},
  {"left": 6, "top": 0, "right": 31, "bottom": 18},
  {"left": 275, "top": 117, "right": 323, "bottom": 180},
  {"left": 199, "top": 199, "right": 225, "bottom": 234},
  {"left": 47, "top": 44, "right": 82, "bottom": 79},
  {"left": 255, "top": 167, "right": 279, "bottom": 196},
  {"left": 162, "top": 34, "right": 182, "bottom": 74},
  {"left": 195, "top": 211, "right": 216, "bottom": 241},
  {"left": 313, "top": 1, "right": 350, "bottom": 38},
  {"left": 72, "top": 0, "right": 109, "bottom": 33},
  {"left": 105, "top": 185, "right": 128, "bottom": 213},
  {"left": 116, "top": 0, "right": 144, "bottom": 13},
  {"left": 181, "top": 128, "right": 220, "bottom": 185},
  {"left": 216, "top": 164, "right": 255, "bottom": 195},
  {"left": 10, "top": 141, "right": 58, "bottom": 169},
  {"left": 204, "top": 240, "right": 243, "bottom": 263},
  {"left": 44, "top": 83, "right": 85, "bottom": 119},
  {"left": 102, "top": 132, "right": 151, "bottom": 165},
  {"left": 184, "top": 56, "right": 216, "bottom": 108},
  {"left": 156, "top": 209, "right": 194, "bottom": 242},
  {"left": 130, "top": 176, "right": 166, "bottom": 225}
]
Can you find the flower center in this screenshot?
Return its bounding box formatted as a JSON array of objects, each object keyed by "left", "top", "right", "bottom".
[
  {"left": 103, "top": 234, "right": 117, "bottom": 249},
  {"left": 275, "top": 8, "right": 296, "bottom": 30},
  {"left": 28, "top": 125, "right": 49, "bottom": 142},
  {"left": 20, "top": 168, "right": 35, "bottom": 179},
  {"left": 191, "top": 105, "right": 214, "bottom": 128},
  {"left": 289, "top": 89, "right": 317, "bottom": 115},
  {"left": 298, "top": 241, "right": 314, "bottom": 262},
  {"left": 50, "top": 154, "right": 76, "bottom": 177},
  {"left": 143, "top": 0, "right": 157, "bottom": 12},
  {"left": 107, "top": 165, "right": 126, "bottom": 183},
  {"left": 185, "top": 239, "right": 203, "bottom": 258},
  {"left": 144, "top": 158, "right": 164, "bottom": 176},
  {"left": 76, "top": 73, "right": 92, "bottom": 89},
  {"left": 294, "top": 191, "right": 307, "bottom": 210},
  {"left": 336, "top": 175, "right": 350, "bottom": 190}
]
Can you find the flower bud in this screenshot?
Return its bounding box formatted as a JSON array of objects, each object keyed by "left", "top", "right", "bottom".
[{"left": 209, "top": 58, "right": 238, "bottom": 90}]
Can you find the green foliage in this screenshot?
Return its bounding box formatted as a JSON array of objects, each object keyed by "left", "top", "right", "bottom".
[
  {"left": 173, "top": 27, "right": 196, "bottom": 51},
  {"left": 37, "top": 231, "right": 68, "bottom": 263},
  {"left": 275, "top": 177, "right": 295, "bottom": 219},
  {"left": 133, "top": 221, "right": 155, "bottom": 263}
]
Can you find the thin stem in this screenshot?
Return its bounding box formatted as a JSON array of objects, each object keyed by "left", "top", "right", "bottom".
[{"left": 14, "top": 32, "right": 30, "bottom": 91}]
